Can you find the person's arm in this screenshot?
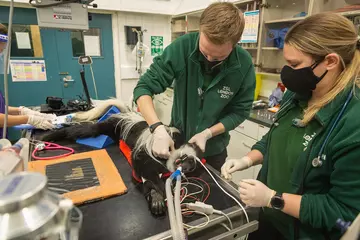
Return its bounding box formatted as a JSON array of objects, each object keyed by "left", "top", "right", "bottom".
[
  {"left": 134, "top": 36, "right": 189, "bottom": 124},
  {"left": 137, "top": 95, "right": 161, "bottom": 126},
  {"left": 8, "top": 106, "right": 21, "bottom": 115},
  {"left": 0, "top": 113, "right": 28, "bottom": 127}
]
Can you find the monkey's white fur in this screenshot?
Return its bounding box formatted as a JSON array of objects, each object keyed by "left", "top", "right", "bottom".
[
  {"left": 73, "top": 99, "right": 184, "bottom": 170},
  {"left": 73, "top": 99, "right": 130, "bottom": 121}
]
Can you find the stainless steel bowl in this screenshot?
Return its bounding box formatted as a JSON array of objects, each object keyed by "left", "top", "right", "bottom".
[{"left": 0, "top": 172, "right": 82, "bottom": 240}]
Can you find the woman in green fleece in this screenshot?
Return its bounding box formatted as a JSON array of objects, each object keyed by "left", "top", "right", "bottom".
[{"left": 221, "top": 13, "right": 360, "bottom": 239}]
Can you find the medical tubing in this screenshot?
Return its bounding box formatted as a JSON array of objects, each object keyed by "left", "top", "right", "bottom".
[
  {"left": 175, "top": 175, "right": 186, "bottom": 240},
  {"left": 3, "top": 0, "right": 14, "bottom": 138},
  {"left": 165, "top": 177, "right": 180, "bottom": 240}
]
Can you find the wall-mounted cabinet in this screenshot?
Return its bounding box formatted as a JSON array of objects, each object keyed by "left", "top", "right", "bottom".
[
  {"left": 170, "top": 0, "right": 360, "bottom": 98},
  {"left": 255, "top": 0, "right": 360, "bottom": 96}
]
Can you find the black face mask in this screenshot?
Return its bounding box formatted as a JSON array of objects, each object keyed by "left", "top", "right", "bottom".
[
  {"left": 280, "top": 62, "right": 328, "bottom": 96},
  {"left": 205, "top": 58, "right": 222, "bottom": 69}
]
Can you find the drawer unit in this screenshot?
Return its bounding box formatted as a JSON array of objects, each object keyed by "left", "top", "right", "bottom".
[
  {"left": 257, "top": 124, "right": 270, "bottom": 140},
  {"left": 235, "top": 120, "right": 259, "bottom": 140}
]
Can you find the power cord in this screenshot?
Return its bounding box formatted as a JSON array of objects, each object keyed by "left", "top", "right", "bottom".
[
  {"left": 186, "top": 201, "right": 233, "bottom": 230},
  {"left": 193, "top": 156, "right": 249, "bottom": 223}
]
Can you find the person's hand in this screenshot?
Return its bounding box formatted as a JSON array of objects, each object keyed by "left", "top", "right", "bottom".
[
  {"left": 238, "top": 179, "right": 275, "bottom": 207},
  {"left": 221, "top": 156, "right": 253, "bottom": 180},
  {"left": 20, "top": 106, "right": 56, "bottom": 120},
  {"left": 152, "top": 125, "right": 175, "bottom": 159},
  {"left": 188, "top": 128, "right": 212, "bottom": 152},
  {"left": 27, "top": 115, "right": 55, "bottom": 130}
]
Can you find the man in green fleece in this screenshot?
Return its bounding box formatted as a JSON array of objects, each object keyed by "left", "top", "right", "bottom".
[{"left": 133, "top": 2, "right": 256, "bottom": 170}]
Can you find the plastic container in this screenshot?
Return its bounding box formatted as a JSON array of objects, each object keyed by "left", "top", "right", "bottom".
[{"left": 254, "top": 74, "right": 262, "bottom": 101}]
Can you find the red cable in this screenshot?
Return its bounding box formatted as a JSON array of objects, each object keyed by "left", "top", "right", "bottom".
[
  {"left": 32, "top": 142, "right": 74, "bottom": 160},
  {"left": 187, "top": 177, "right": 211, "bottom": 202}
]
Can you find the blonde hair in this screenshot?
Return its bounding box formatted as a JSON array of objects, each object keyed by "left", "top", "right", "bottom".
[
  {"left": 0, "top": 23, "right": 8, "bottom": 35},
  {"left": 285, "top": 13, "right": 360, "bottom": 124},
  {"left": 200, "top": 2, "right": 245, "bottom": 46}
]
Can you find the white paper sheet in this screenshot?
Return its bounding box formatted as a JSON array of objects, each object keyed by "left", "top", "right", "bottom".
[
  {"left": 84, "top": 35, "right": 101, "bottom": 56},
  {"left": 15, "top": 32, "right": 32, "bottom": 49}
]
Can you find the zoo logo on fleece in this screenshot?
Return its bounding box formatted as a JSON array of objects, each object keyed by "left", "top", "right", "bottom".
[{"left": 218, "top": 86, "right": 234, "bottom": 99}]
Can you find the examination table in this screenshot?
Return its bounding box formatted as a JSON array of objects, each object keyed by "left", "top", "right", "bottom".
[{"left": 26, "top": 130, "right": 259, "bottom": 240}]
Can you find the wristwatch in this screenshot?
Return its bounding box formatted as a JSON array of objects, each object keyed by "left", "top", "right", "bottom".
[
  {"left": 149, "top": 122, "right": 163, "bottom": 133},
  {"left": 270, "top": 192, "right": 285, "bottom": 210}
]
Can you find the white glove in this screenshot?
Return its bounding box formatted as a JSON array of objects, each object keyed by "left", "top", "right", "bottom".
[
  {"left": 188, "top": 128, "right": 212, "bottom": 152},
  {"left": 19, "top": 106, "right": 56, "bottom": 121},
  {"left": 27, "top": 115, "right": 55, "bottom": 130},
  {"left": 238, "top": 179, "right": 275, "bottom": 207},
  {"left": 152, "top": 125, "right": 175, "bottom": 159},
  {"left": 221, "top": 156, "right": 253, "bottom": 180}
]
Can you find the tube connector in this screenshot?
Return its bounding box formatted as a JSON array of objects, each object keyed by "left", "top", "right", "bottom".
[{"left": 170, "top": 167, "right": 182, "bottom": 180}]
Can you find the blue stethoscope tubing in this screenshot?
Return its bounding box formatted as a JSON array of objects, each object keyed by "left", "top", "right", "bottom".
[{"left": 312, "top": 89, "right": 353, "bottom": 167}]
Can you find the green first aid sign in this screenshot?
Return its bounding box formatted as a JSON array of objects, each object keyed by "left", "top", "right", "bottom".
[{"left": 151, "top": 36, "right": 164, "bottom": 56}]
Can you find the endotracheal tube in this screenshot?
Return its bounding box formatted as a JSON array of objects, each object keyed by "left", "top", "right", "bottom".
[{"left": 166, "top": 167, "right": 186, "bottom": 240}]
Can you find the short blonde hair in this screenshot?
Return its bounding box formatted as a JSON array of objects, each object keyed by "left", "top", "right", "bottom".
[
  {"left": 200, "top": 2, "right": 245, "bottom": 46},
  {"left": 0, "top": 23, "right": 8, "bottom": 35},
  {"left": 285, "top": 13, "right": 360, "bottom": 124}
]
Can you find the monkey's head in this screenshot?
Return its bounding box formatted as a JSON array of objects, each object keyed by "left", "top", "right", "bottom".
[{"left": 166, "top": 143, "right": 203, "bottom": 173}]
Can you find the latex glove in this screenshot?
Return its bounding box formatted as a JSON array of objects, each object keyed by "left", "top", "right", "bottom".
[
  {"left": 221, "top": 156, "right": 253, "bottom": 180},
  {"left": 238, "top": 179, "right": 275, "bottom": 207},
  {"left": 27, "top": 115, "right": 55, "bottom": 130},
  {"left": 188, "top": 128, "right": 212, "bottom": 152},
  {"left": 19, "top": 106, "right": 56, "bottom": 121},
  {"left": 152, "top": 125, "right": 175, "bottom": 159}
]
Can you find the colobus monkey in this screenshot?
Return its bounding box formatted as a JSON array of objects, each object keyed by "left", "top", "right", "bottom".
[{"left": 42, "top": 100, "right": 203, "bottom": 216}]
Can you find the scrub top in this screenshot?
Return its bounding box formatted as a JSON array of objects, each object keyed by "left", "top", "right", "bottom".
[
  {"left": 263, "top": 101, "right": 318, "bottom": 238},
  {"left": 0, "top": 91, "right": 5, "bottom": 137}
]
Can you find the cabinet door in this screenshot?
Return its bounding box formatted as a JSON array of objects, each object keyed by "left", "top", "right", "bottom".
[
  {"left": 235, "top": 120, "right": 259, "bottom": 140},
  {"left": 258, "top": 124, "right": 270, "bottom": 140},
  {"left": 227, "top": 131, "right": 257, "bottom": 184}
]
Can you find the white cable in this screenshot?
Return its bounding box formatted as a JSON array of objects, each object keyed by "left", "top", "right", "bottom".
[
  {"left": 193, "top": 156, "right": 249, "bottom": 223},
  {"left": 182, "top": 211, "right": 210, "bottom": 229},
  {"left": 220, "top": 223, "right": 231, "bottom": 231},
  {"left": 180, "top": 182, "right": 204, "bottom": 203},
  {"left": 3, "top": 0, "right": 14, "bottom": 138},
  {"left": 89, "top": 65, "right": 99, "bottom": 99},
  {"left": 214, "top": 210, "right": 233, "bottom": 230}
]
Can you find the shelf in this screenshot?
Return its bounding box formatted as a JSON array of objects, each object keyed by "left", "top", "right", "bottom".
[
  {"left": 262, "top": 47, "right": 281, "bottom": 50},
  {"left": 339, "top": 10, "right": 360, "bottom": 17},
  {"left": 172, "top": 31, "right": 185, "bottom": 34},
  {"left": 257, "top": 72, "right": 281, "bottom": 77},
  {"left": 243, "top": 47, "right": 258, "bottom": 50},
  {"left": 265, "top": 16, "right": 306, "bottom": 24},
  {"left": 187, "top": 29, "right": 199, "bottom": 32}
]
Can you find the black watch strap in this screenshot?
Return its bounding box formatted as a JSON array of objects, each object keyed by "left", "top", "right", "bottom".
[
  {"left": 149, "top": 122, "right": 163, "bottom": 133},
  {"left": 271, "top": 192, "right": 285, "bottom": 210}
]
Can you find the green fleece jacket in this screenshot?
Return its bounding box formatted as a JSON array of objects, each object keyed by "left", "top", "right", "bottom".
[
  {"left": 133, "top": 32, "right": 255, "bottom": 157},
  {"left": 252, "top": 88, "right": 360, "bottom": 239}
]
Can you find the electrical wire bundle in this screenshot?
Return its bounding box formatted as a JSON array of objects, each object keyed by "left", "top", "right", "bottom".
[
  {"left": 169, "top": 156, "right": 250, "bottom": 239},
  {"left": 180, "top": 177, "right": 210, "bottom": 206}
]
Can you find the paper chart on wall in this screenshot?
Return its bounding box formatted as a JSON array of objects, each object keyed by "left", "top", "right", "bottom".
[
  {"left": 240, "top": 10, "right": 260, "bottom": 43},
  {"left": 10, "top": 60, "right": 47, "bottom": 82}
]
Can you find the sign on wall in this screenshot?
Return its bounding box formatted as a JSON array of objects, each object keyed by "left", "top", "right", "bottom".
[
  {"left": 10, "top": 60, "right": 47, "bottom": 82},
  {"left": 240, "top": 10, "right": 260, "bottom": 43},
  {"left": 151, "top": 36, "right": 164, "bottom": 56}
]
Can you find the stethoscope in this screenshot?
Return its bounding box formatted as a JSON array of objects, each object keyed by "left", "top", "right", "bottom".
[{"left": 311, "top": 90, "right": 353, "bottom": 168}]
